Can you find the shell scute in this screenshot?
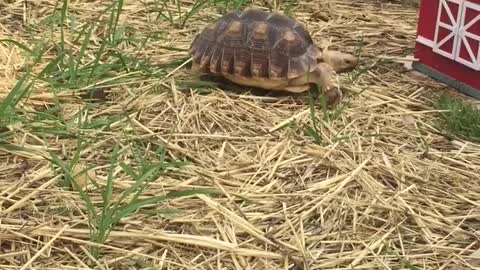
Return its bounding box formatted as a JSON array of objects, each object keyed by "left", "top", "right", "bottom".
[
  {"left": 209, "top": 47, "right": 222, "bottom": 74},
  {"left": 286, "top": 46, "right": 320, "bottom": 79},
  {"left": 250, "top": 52, "right": 269, "bottom": 78},
  {"left": 190, "top": 8, "right": 321, "bottom": 81},
  {"left": 234, "top": 48, "right": 251, "bottom": 77},
  {"left": 191, "top": 37, "right": 209, "bottom": 63},
  {"left": 221, "top": 47, "right": 235, "bottom": 74},
  {"left": 273, "top": 29, "right": 308, "bottom": 57},
  {"left": 217, "top": 20, "right": 245, "bottom": 48},
  {"left": 288, "top": 56, "right": 310, "bottom": 79},
  {"left": 246, "top": 21, "right": 275, "bottom": 51},
  {"left": 292, "top": 23, "right": 314, "bottom": 44},
  {"left": 201, "top": 23, "right": 217, "bottom": 42},
  {"left": 240, "top": 8, "right": 270, "bottom": 21},
  {"left": 266, "top": 13, "right": 296, "bottom": 29},
  {"left": 269, "top": 53, "right": 289, "bottom": 79},
  {"left": 200, "top": 45, "right": 215, "bottom": 68}
]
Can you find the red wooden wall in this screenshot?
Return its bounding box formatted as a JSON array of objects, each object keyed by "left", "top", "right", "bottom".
[
  {"left": 414, "top": 0, "right": 480, "bottom": 92},
  {"left": 416, "top": 0, "right": 439, "bottom": 41}
]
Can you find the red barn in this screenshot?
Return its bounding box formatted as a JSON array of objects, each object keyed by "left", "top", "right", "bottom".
[{"left": 413, "top": 0, "right": 480, "bottom": 99}]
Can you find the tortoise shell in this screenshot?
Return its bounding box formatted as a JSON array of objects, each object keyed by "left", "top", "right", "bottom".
[{"left": 190, "top": 8, "right": 322, "bottom": 80}]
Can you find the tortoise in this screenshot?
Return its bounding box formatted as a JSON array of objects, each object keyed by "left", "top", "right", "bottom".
[{"left": 189, "top": 8, "right": 358, "bottom": 107}]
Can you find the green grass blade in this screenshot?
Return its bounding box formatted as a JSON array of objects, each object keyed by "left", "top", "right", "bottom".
[
  {"left": 0, "top": 72, "right": 33, "bottom": 120},
  {"left": 306, "top": 89, "right": 322, "bottom": 144},
  {"left": 0, "top": 143, "right": 34, "bottom": 153},
  {"left": 142, "top": 208, "right": 185, "bottom": 217},
  {"left": 108, "top": 0, "right": 124, "bottom": 44},
  {"left": 59, "top": 0, "right": 69, "bottom": 53},
  {"left": 180, "top": 0, "right": 209, "bottom": 28},
  {"left": 36, "top": 52, "right": 66, "bottom": 79},
  {"left": 0, "top": 39, "right": 33, "bottom": 55},
  {"left": 87, "top": 38, "right": 108, "bottom": 85},
  {"left": 112, "top": 189, "right": 219, "bottom": 224},
  {"left": 102, "top": 143, "right": 121, "bottom": 212}
]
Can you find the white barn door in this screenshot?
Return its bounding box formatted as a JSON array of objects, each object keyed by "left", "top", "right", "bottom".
[{"left": 433, "top": 0, "right": 480, "bottom": 71}]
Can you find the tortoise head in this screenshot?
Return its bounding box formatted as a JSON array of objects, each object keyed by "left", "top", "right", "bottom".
[{"left": 321, "top": 49, "right": 358, "bottom": 73}]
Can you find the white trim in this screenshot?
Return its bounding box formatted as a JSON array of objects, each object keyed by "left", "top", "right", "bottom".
[
  {"left": 438, "top": 21, "right": 455, "bottom": 30},
  {"left": 455, "top": 0, "right": 480, "bottom": 71},
  {"left": 478, "top": 37, "right": 480, "bottom": 68},
  {"left": 436, "top": 44, "right": 457, "bottom": 60},
  {"left": 465, "top": 31, "right": 480, "bottom": 41},
  {"left": 463, "top": 35, "right": 476, "bottom": 61},
  {"left": 455, "top": 59, "right": 480, "bottom": 70},
  {"left": 421, "top": 0, "right": 480, "bottom": 71},
  {"left": 455, "top": 35, "right": 476, "bottom": 68},
  {"left": 437, "top": 31, "right": 455, "bottom": 47},
  {"left": 463, "top": 5, "right": 480, "bottom": 29},
  {"left": 417, "top": 35, "right": 435, "bottom": 47},
  {"left": 442, "top": 0, "right": 456, "bottom": 25},
  {"left": 478, "top": 47, "right": 480, "bottom": 69},
  {"left": 433, "top": 0, "right": 461, "bottom": 60}
]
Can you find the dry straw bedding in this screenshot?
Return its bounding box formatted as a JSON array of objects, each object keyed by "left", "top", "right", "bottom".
[{"left": 1, "top": 0, "right": 480, "bottom": 269}]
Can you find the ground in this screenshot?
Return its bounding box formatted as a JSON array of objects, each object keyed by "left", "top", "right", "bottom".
[{"left": 0, "top": 0, "right": 479, "bottom": 269}]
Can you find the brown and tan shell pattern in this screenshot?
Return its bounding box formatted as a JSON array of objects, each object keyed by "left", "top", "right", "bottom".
[{"left": 190, "top": 8, "right": 322, "bottom": 81}]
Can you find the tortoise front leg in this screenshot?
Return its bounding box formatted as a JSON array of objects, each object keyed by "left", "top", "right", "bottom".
[{"left": 314, "top": 62, "right": 342, "bottom": 108}]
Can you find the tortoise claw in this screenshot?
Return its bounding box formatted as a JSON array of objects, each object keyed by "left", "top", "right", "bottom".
[
  {"left": 323, "top": 87, "right": 342, "bottom": 108},
  {"left": 316, "top": 63, "right": 342, "bottom": 108}
]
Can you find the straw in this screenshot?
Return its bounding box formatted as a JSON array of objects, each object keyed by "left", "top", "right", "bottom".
[{"left": 1, "top": 0, "right": 479, "bottom": 269}]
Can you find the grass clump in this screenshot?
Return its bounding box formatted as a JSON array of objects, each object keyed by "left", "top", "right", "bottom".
[
  {"left": 1, "top": 0, "right": 219, "bottom": 262},
  {"left": 48, "top": 138, "right": 217, "bottom": 260},
  {"left": 434, "top": 93, "right": 480, "bottom": 143}
]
